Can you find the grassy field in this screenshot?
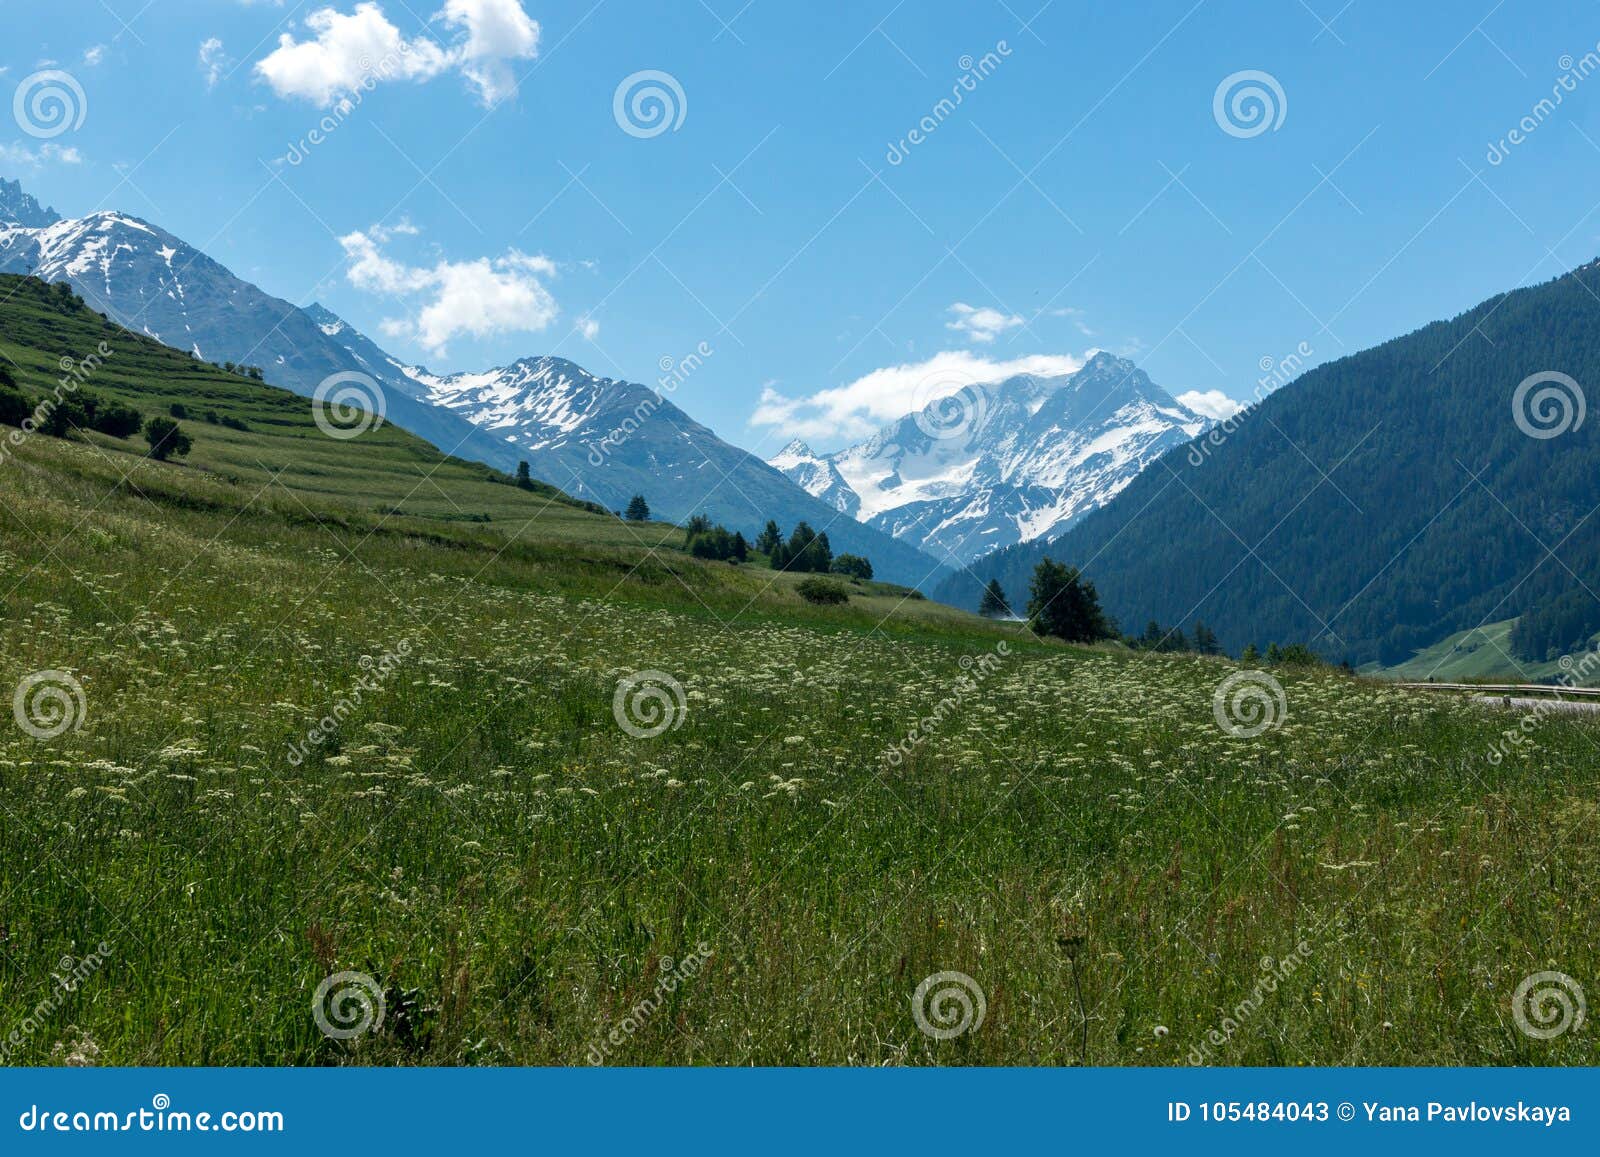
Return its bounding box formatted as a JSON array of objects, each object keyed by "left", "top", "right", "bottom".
[{"left": 1, "top": 278, "right": 1598, "bottom": 1066}]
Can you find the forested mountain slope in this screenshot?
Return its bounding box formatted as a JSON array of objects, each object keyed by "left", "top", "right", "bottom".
[{"left": 939, "top": 261, "right": 1600, "bottom": 666}]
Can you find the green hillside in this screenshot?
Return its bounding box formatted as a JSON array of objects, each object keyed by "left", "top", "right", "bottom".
[
  {"left": 1, "top": 276, "right": 1598, "bottom": 1067},
  {"left": 1373, "top": 618, "right": 1600, "bottom": 685}
]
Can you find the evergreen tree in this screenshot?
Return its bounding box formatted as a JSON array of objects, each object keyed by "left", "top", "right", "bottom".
[
  {"left": 624, "top": 494, "right": 651, "bottom": 521},
  {"left": 1027, "top": 559, "right": 1113, "bottom": 643},
  {"left": 978, "top": 578, "right": 1010, "bottom": 618},
  {"left": 755, "top": 520, "right": 781, "bottom": 555},
  {"left": 1241, "top": 643, "right": 1260, "bottom": 664},
  {"left": 515, "top": 461, "right": 535, "bottom": 491},
  {"left": 1191, "top": 622, "right": 1221, "bottom": 655},
  {"left": 732, "top": 532, "right": 749, "bottom": 562}
]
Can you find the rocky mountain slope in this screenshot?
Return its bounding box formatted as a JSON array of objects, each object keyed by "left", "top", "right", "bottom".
[{"left": 772, "top": 352, "right": 1209, "bottom": 566}]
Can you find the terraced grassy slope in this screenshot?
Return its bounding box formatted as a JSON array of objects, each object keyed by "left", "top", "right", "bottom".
[{"left": 1, "top": 277, "right": 1597, "bottom": 1067}]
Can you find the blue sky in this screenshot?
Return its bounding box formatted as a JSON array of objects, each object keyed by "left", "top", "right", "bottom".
[{"left": 5, "top": 1, "right": 1600, "bottom": 456}]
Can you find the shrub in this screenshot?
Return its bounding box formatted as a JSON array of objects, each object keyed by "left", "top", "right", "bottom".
[
  {"left": 39, "top": 394, "right": 90, "bottom": 438},
  {"left": 832, "top": 554, "right": 873, "bottom": 581},
  {"left": 144, "top": 416, "right": 193, "bottom": 462},
  {"left": 169, "top": 402, "right": 189, "bottom": 419},
  {"left": 796, "top": 577, "right": 850, "bottom": 605},
  {"left": 90, "top": 400, "right": 143, "bottom": 439},
  {"left": 0, "top": 387, "right": 30, "bottom": 428}
]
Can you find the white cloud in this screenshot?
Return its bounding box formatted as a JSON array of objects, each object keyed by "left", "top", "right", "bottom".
[
  {"left": 1176, "top": 389, "right": 1244, "bottom": 420},
  {"left": 83, "top": 45, "right": 106, "bottom": 67},
  {"left": 945, "top": 301, "right": 1023, "bottom": 344},
  {"left": 751, "top": 349, "right": 1084, "bottom": 444},
  {"left": 0, "top": 141, "right": 85, "bottom": 168},
  {"left": 255, "top": 4, "right": 451, "bottom": 105},
  {"left": 339, "top": 229, "right": 559, "bottom": 355},
  {"left": 255, "top": 0, "right": 538, "bottom": 107},
  {"left": 439, "top": 0, "right": 540, "bottom": 103},
  {"left": 577, "top": 315, "right": 600, "bottom": 341},
  {"left": 199, "top": 38, "right": 228, "bottom": 89}
]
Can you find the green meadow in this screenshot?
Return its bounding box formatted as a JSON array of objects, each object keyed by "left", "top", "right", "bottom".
[{"left": 1, "top": 276, "right": 1596, "bottom": 1066}]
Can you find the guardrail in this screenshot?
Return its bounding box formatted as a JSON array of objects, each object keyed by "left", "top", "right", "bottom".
[{"left": 1396, "top": 682, "right": 1600, "bottom": 698}]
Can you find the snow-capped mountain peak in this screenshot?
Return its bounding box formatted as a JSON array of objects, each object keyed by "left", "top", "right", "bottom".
[
  {"left": 771, "top": 353, "right": 1210, "bottom": 566},
  {"left": 768, "top": 438, "right": 859, "bottom": 517}
]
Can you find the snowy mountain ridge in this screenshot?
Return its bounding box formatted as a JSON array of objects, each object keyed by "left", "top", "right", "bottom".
[{"left": 770, "top": 353, "right": 1210, "bottom": 566}]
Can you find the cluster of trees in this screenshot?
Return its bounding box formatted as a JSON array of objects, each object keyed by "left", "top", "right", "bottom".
[
  {"left": 0, "top": 369, "right": 192, "bottom": 462},
  {"left": 1509, "top": 588, "right": 1600, "bottom": 662},
  {"left": 1016, "top": 555, "right": 1324, "bottom": 664},
  {"left": 216, "top": 361, "right": 265, "bottom": 381},
  {"left": 684, "top": 515, "right": 750, "bottom": 562},
  {"left": 759, "top": 520, "right": 836, "bottom": 573},
  {"left": 1240, "top": 642, "right": 1326, "bottom": 667},
  {"left": 1127, "top": 619, "right": 1222, "bottom": 655},
  {"left": 617, "top": 499, "right": 875, "bottom": 579}
]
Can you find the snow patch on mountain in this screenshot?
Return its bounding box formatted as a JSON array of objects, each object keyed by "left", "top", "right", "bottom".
[{"left": 770, "top": 352, "right": 1210, "bottom": 567}]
